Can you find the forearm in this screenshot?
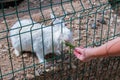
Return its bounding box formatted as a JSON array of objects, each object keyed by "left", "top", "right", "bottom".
[{"left": 86, "top": 37, "right": 120, "bottom": 58}]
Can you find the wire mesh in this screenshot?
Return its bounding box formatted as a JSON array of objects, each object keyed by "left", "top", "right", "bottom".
[{"left": 0, "top": 0, "right": 120, "bottom": 80}]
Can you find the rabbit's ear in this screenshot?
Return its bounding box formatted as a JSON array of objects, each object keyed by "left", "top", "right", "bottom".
[
  {"left": 50, "top": 13, "right": 66, "bottom": 27},
  {"left": 50, "top": 13, "right": 59, "bottom": 25}
]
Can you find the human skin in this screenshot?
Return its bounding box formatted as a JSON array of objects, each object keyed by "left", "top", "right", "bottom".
[{"left": 74, "top": 37, "right": 120, "bottom": 62}]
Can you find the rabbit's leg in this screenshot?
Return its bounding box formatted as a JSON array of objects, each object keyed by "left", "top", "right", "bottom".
[
  {"left": 33, "top": 44, "right": 45, "bottom": 63},
  {"left": 37, "top": 53, "right": 45, "bottom": 64},
  {"left": 14, "top": 49, "right": 21, "bottom": 56},
  {"left": 34, "top": 49, "right": 45, "bottom": 63},
  {"left": 36, "top": 50, "right": 54, "bottom": 67}
]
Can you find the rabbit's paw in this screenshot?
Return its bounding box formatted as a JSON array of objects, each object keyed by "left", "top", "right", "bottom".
[{"left": 14, "top": 49, "right": 20, "bottom": 57}]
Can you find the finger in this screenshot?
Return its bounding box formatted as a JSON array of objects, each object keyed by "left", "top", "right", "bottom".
[
  {"left": 74, "top": 50, "right": 81, "bottom": 58},
  {"left": 74, "top": 49, "right": 81, "bottom": 55},
  {"left": 74, "top": 51, "right": 85, "bottom": 61},
  {"left": 74, "top": 47, "right": 83, "bottom": 54}
]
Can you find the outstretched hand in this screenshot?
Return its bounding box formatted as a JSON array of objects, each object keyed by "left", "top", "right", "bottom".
[{"left": 73, "top": 47, "right": 93, "bottom": 62}]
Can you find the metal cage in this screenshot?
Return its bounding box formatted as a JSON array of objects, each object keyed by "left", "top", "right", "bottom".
[{"left": 0, "top": 0, "right": 120, "bottom": 80}]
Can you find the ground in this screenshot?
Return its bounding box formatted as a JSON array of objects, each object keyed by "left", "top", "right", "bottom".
[{"left": 0, "top": 0, "right": 120, "bottom": 80}]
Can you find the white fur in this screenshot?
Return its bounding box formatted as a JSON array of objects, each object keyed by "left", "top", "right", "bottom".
[{"left": 10, "top": 15, "right": 72, "bottom": 63}]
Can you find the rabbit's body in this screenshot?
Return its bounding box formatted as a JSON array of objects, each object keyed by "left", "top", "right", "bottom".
[{"left": 10, "top": 15, "right": 72, "bottom": 63}]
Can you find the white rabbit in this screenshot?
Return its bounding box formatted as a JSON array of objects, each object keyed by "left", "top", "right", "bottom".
[{"left": 10, "top": 14, "right": 72, "bottom": 63}]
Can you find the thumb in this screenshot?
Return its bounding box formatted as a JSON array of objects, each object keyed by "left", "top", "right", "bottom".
[{"left": 74, "top": 47, "right": 84, "bottom": 54}]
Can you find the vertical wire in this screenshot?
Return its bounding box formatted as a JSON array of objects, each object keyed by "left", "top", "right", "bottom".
[
  {"left": 38, "top": 1, "right": 46, "bottom": 80},
  {"left": 41, "top": 24, "right": 45, "bottom": 80},
  {"left": 112, "top": 2, "right": 120, "bottom": 78},
  {"left": 49, "top": 0, "right": 55, "bottom": 79},
  {"left": 81, "top": 12, "right": 90, "bottom": 80},
  {"left": 91, "top": 6, "right": 101, "bottom": 79},
  {"left": 87, "top": 6, "right": 96, "bottom": 79},
  {"left": 27, "top": 0, "right": 36, "bottom": 79},
  {"left": 108, "top": 3, "right": 119, "bottom": 79},
  {"left": 97, "top": 4, "right": 109, "bottom": 80},
  {"left": 107, "top": 5, "right": 111, "bottom": 41},
  {"left": 113, "top": 4, "right": 117, "bottom": 39},
  {"left": 14, "top": 0, "right": 27, "bottom": 79},
  {"left": 79, "top": 1, "right": 86, "bottom": 80},
  {"left": 89, "top": 0, "right": 93, "bottom": 9},
  {"left": 98, "top": 6, "right": 107, "bottom": 80},
  {"left": 76, "top": 1, "right": 85, "bottom": 79},
  {"left": 75, "top": 13, "right": 83, "bottom": 80},
  {"left": 104, "top": 4, "right": 112, "bottom": 79},
  {"left": 79, "top": 0, "right": 85, "bottom": 12},
  {"left": 88, "top": 12, "right": 96, "bottom": 80},
  {"left": 60, "top": 0, "right": 64, "bottom": 79},
  {"left": 69, "top": 1, "right": 76, "bottom": 79},
  {"left": 1, "top": 1, "right": 15, "bottom": 79},
  {"left": 112, "top": 5, "right": 120, "bottom": 79},
  {"left": 60, "top": 0, "right": 71, "bottom": 79},
  {"left": 99, "top": 12, "right": 105, "bottom": 45}
]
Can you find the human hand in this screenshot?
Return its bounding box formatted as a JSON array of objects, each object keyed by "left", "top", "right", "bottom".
[{"left": 73, "top": 47, "right": 93, "bottom": 62}]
